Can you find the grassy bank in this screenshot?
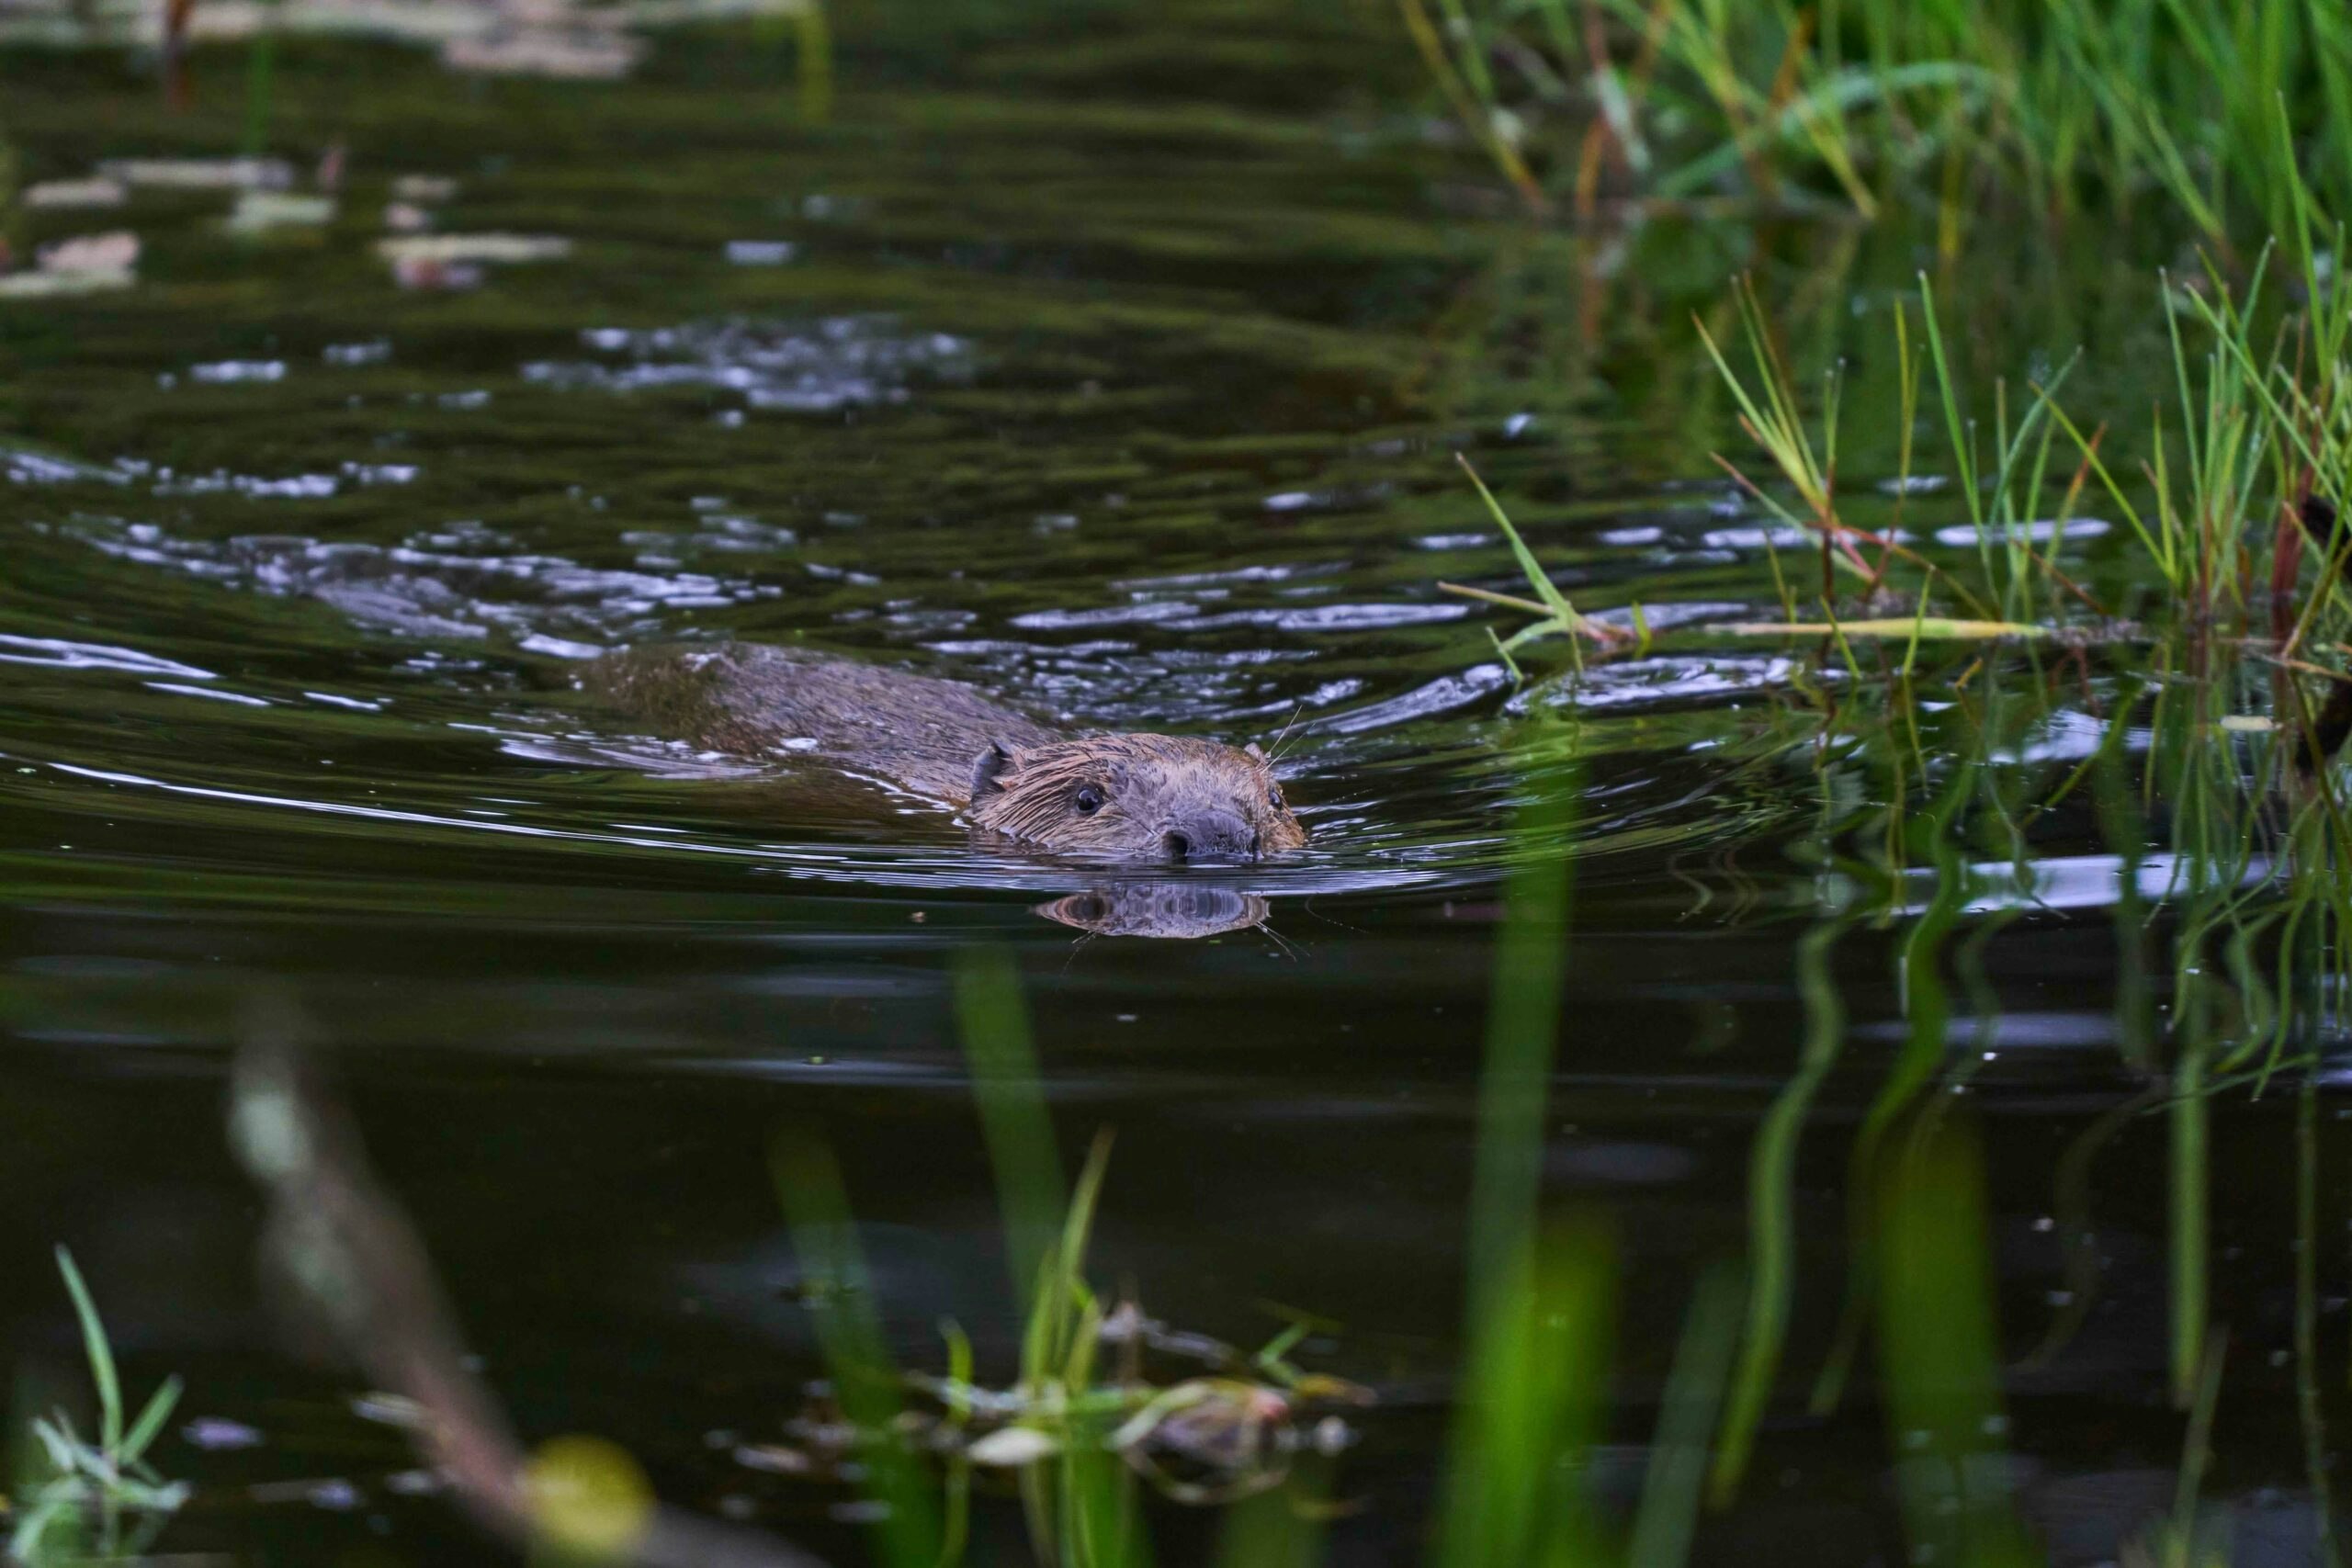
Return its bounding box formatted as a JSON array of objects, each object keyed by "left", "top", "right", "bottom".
[{"left": 1408, "top": 0, "right": 2352, "bottom": 249}]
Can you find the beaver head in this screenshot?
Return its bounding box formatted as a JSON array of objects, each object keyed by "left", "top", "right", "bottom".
[{"left": 967, "top": 733, "right": 1307, "bottom": 862}]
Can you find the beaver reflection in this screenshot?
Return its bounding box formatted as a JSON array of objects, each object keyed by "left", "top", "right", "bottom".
[{"left": 1035, "top": 882, "right": 1272, "bottom": 940}]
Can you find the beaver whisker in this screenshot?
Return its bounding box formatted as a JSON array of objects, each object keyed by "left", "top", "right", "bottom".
[
  {"left": 1265, "top": 702, "right": 1306, "bottom": 765},
  {"left": 1255, "top": 919, "right": 1302, "bottom": 962},
  {"left": 1300, "top": 897, "right": 1367, "bottom": 936}
]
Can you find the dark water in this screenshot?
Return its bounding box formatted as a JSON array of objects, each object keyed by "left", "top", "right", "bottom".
[{"left": 0, "top": 6, "right": 2342, "bottom": 1565}]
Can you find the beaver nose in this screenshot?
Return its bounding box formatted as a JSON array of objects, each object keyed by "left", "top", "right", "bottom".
[{"left": 1162, "top": 808, "right": 1259, "bottom": 862}]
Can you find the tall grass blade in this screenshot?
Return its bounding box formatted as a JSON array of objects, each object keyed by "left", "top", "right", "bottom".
[
  {"left": 53, "top": 1247, "right": 121, "bottom": 1455},
  {"left": 956, "top": 946, "right": 1068, "bottom": 1311}
]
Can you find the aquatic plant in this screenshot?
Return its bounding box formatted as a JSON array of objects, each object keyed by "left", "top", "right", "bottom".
[
  {"left": 6, "top": 1249, "right": 188, "bottom": 1567},
  {"left": 1445, "top": 157, "right": 2352, "bottom": 662},
  {"left": 770, "top": 1126, "right": 1370, "bottom": 1566},
  {"left": 759, "top": 638, "right": 2352, "bottom": 1563},
  {"left": 1404, "top": 0, "right": 2352, "bottom": 246},
  {"left": 1418, "top": 124, "right": 2352, "bottom": 1555}
]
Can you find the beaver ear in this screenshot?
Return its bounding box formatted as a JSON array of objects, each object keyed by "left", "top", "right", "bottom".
[
  {"left": 970, "top": 739, "right": 1018, "bottom": 799},
  {"left": 1244, "top": 742, "right": 1267, "bottom": 761}
]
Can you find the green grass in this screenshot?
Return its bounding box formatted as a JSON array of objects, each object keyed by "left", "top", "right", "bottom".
[
  {"left": 1407, "top": 0, "right": 2352, "bottom": 249},
  {"left": 6, "top": 1249, "right": 188, "bottom": 1567},
  {"left": 1418, "top": 141, "right": 2352, "bottom": 1562},
  {"left": 1447, "top": 134, "right": 2352, "bottom": 675},
  {"left": 773, "top": 1032, "right": 1367, "bottom": 1568}
]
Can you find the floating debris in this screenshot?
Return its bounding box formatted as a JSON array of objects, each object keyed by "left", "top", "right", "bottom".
[
  {"left": 43, "top": 230, "right": 138, "bottom": 273},
  {"left": 724, "top": 239, "right": 797, "bottom": 265},
  {"left": 0, "top": 0, "right": 815, "bottom": 76},
  {"left": 442, "top": 30, "right": 643, "bottom": 78},
  {"left": 0, "top": 231, "right": 138, "bottom": 299},
  {"left": 391, "top": 256, "right": 481, "bottom": 290},
  {"left": 377, "top": 233, "right": 572, "bottom": 266},
  {"left": 223, "top": 191, "right": 336, "bottom": 233},
  {"left": 98, "top": 156, "right": 294, "bottom": 191},
  {"left": 390, "top": 175, "right": 459, "bottom": 203},
  {"left": 379, "top": 231, "right": 570, "bottom": 289},
  {"left": 21, "top": 176, "right": 126, "bottom": 209}
]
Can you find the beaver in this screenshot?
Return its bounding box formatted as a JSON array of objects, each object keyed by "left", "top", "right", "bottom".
[
  {"left": 2297, "top": 496, "right": 2352, "bottom": 772},
  {"left": 586, "top": 644, "right": 1308, "bottom": 863}
]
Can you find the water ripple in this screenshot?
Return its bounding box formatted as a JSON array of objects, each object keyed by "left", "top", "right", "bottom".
[{"left": 524, "top": 317, "right": 972, "bottom": 412}]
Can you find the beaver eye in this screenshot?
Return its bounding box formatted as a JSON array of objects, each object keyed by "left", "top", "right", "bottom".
[
  {"left": 1267, "top": 785, "right": 1284, "bottom": 809},
  {"left": 1074, "top": 784, "right": 1105, "bottom": 815}
]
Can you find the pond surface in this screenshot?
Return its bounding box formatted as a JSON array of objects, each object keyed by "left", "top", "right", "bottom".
[{"left": 0, "top": 6, "right": 2342, "bottom": 1564}]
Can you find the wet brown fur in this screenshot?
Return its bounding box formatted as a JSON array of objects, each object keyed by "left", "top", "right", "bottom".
[
  {"left": 969, "top": 731, "right": 1306, "bottom": 859},
  {"left": 2293, "top": 496, "right": 2352, "bottom": 772},
  {"left": 586, "top": 644, "right": 1307, "bottom": 861}
]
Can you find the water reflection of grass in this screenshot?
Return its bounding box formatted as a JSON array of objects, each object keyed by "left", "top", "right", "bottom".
[
  {"left": 1419, "top": 163, "right": 2352, "bottom": 1559},
  {"left": 1662, "top": 660, "right": 2336, "bottom": 1562},
  {"left": 740, "top": 524, "right": 2350, "bottom": 1560},
  {"left": 769, "top": 657, "right": 2336, "bottom": 1566}
]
